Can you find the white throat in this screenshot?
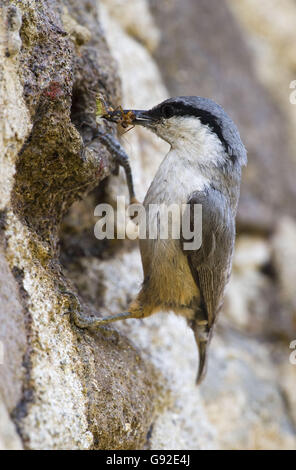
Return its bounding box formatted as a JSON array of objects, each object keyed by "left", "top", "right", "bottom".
[
  {"left": 155, "top": 116, "right": 226, "bottom": 169},
  {"left": 144, "top": 116, "right": 228, "bottom": 207}
]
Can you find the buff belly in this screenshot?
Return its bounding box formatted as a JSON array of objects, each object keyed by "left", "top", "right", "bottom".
[{"left": 139, "top": 236, "right": 199, "bottom": 314}]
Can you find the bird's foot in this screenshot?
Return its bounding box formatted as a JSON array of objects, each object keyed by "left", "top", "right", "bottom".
[
  {"left": 71, "top": 307, "right": 134, "bottom": 330},
  {"left": 93, "top": 129, "right": 137, "bottom": 206},
  {"left": 61, "top": 289, "right": 135, "bottom": 329}
]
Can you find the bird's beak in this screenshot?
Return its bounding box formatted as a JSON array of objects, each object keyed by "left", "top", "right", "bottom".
[
  {"left": 127, "top": 110, "right": 154, "bottom": 126},
  {"left": 103, "top": 109, "right": 155, "bottom": 128}
]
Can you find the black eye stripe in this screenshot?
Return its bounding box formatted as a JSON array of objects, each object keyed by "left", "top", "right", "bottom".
[
  {"left": 162, "top": 104, "right": 174, "bottom": 119},
  {"left": 149, "top": 103, "right": 231, "bottom": 157}
]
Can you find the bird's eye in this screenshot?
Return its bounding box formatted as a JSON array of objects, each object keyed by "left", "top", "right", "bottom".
[{"left": 162, "top": 105, "right": 174, "bottom": 119}]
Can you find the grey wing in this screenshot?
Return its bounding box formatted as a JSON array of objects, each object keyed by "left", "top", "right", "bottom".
[{"left": 182, "top": 188, "right": 235, "bottom": 328}]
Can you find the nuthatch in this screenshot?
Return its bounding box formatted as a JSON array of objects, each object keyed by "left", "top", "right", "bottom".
[{"left": 73, "top": 96, "right": 247, "bottom": 384}]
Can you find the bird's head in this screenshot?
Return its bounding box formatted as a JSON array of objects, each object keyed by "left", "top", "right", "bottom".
[{"left": 105, "top": 96, "right": 247, "bottom": 167}]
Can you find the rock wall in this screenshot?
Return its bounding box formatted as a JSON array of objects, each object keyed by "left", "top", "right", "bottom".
[
  {"left": 0, "top": 0, "right": 295, "bottom": 450},
  {"left": 0, "top": 0, "right": 157, "bottom": 450}
]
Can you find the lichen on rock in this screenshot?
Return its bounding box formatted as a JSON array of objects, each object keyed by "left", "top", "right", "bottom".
[{"left": 0, "top": 0, "right": 160, "bottom": 450}]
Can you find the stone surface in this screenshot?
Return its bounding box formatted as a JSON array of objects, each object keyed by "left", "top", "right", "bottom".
[
  {"left": 101, "top": 0, "right": 160, "bottom": 52},
  {"left": 227, "top": 0, "right": 296, "bottom": 148},
  {"left": 271, "top": 217, "right": 296, "bottom": 328},
  {"left": 0, "top": 246, "right": 27, "bottom": 414},
  {"left": 224, "top": 235, "right": 273, "bottom": 332},
  {"left": 1, "top": 0, "right": 296, "bottom": 451},
  {"left": 0, "top": 0, "right": 159, "bottom": 450},
  {"left": 201, "top": 332, "right": 296, "bottom": 450},
  {"left": 0, "top": 397, "right": 23, "bottom": 450}
]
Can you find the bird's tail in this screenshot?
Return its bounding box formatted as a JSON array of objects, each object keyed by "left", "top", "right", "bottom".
[{"left": 191, "top": 321, "right": 210, "bottom": 385}]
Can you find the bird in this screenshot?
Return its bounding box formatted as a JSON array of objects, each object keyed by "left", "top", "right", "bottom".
[{"left": 73, "top": 96, "right": 247, "bottom": 384}]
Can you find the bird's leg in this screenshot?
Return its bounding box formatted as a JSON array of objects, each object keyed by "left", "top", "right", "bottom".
[
  {"left": 93, "top": 129, "right": 139, "bottom": 205},
  {"left": 64, "top": 130, "right": 140, "bottom": 330},
  {"left": 72, "top": 308, "right": 136, "bottom": 329},
  {"left": 65, "top": 290, "right": 146, "bottom": 330},
  {"left": 66, "top": 130, "right": 141, "bottom": 330}
]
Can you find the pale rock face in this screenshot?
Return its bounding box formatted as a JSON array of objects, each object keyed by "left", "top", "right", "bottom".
[
  {"left": 100, "top": 0, "right": 160, "bottom": 52},
  {"left": 224, "top": 236, "right": 271, "bottom": 330},
  {"left": 201, "top": 332, "right": 296, "bottom": 450},
  {"left": 0, "top": 10, "right": 31, "bottom": 209},
  {"left": 4, "top": 215, "right": 93, "bottom": 450},
  {"left": 0, "top": 398, "right": 23, "bottom": 450},
  {"left": 227, "top": 0, "right": 296, "bottom": 150},
  {"left": 272, "top": 217, "right": 296, "bottom": 315},
  {"left": 1, "top": 0, "right": 296, "bottom": 451}
]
